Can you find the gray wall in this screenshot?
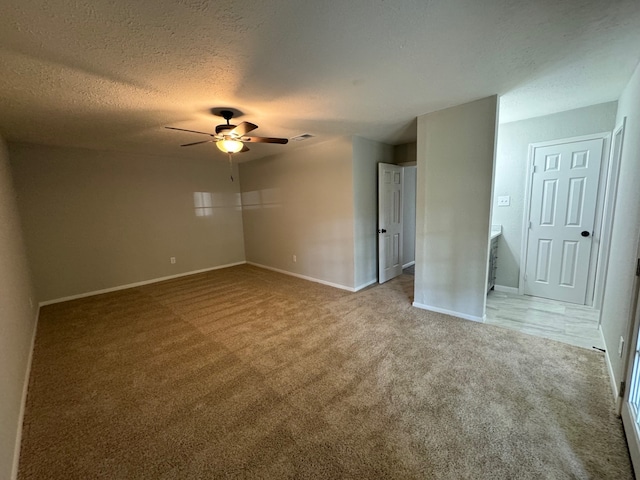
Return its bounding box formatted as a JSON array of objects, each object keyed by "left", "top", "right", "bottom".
[
  {"left": 601, "top": 62, "right": 640, "bottom": 389},
  {"left": 0, "top": 136, "right": 37, "bottom": 480},
  {"left": 352, "top": 136, "right": 394, "bottom": 288},
  {"left": 492, "top": 102, "right": 618, "bottom": 288},
  {"left": 239, "top": 137, "right": 356, "bottom": 289},
  {"left": 402, "top": 165, "right": 416, "bottom": 266},
  {"left": 10, "top": 143, "right": 246, "bottom": 302},
  {"left": 415, "top": 96, "right": 497, "bottom": 320}
]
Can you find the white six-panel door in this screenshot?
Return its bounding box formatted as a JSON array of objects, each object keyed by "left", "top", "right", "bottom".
[
  {"left": 524, "top": 138, "right": 604, "bottom": 304},
  {"left": 378, "top": 163, "right": 403, "bottom": 284}
]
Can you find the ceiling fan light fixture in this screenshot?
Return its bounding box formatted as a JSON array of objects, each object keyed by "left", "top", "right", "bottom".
[
  {"left": 216, "top": 139, "right": 243, "bottom": 154},
  {"left": 168, "top": 110, "right": 287, "bottom": 154}
]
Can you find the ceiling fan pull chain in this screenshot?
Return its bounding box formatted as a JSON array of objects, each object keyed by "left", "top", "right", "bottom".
[{"left": 228, "top": 153, "right": 234, "bottom": 182}]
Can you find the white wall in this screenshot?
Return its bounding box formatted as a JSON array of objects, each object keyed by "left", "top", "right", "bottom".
[
  {"left": 415, "top": 96, "right": 497, "bottom": 321},
  {"left": 0, "top": 136, "right": 37, "bottom": 480},
  {"left": 239, "top": 137, "right": 356, "bottom": 289},
  {"left": 601, "top": 62, "right": 640, "bottom": 391},
  {"left": 352, "top": 136, "right": 394, "bottom": 289},
  {"left": 492, "top": 102, "right": 618, "bottom": 288},
  {"left": 402, "top": 166, "right": 416, "bottom": 266},
  {"left": 9, "top": 143, "right": 246, "bottom": 302}
]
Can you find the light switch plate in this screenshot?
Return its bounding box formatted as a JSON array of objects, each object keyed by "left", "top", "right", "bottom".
[{"left": 498, "top": 196, "right": 510, "bottom": 206}]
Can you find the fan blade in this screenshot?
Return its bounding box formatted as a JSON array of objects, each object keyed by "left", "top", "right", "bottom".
[
  {"left": 181, "top": 140, "right": 213, "bottom": 147},
  {"left": 240, "top": 145, "right": 250, "bottom": 152},
  {"left": 243, "top": 136, "right": 288, "bottom": 144},
  {"left": 230, "top": 122, "right": 258, "bottom": 136},
  {"left": 166, "top": 126, "right": 214, "bottom": 136}
]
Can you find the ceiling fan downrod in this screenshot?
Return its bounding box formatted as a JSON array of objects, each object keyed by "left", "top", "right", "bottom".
[{"left": 221, "top": 110, "right": 234, "bottom": 125}]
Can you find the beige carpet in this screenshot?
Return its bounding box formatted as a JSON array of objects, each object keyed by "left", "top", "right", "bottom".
[{"left": 19, "top": 265, "right": 633, "bottom": 479}]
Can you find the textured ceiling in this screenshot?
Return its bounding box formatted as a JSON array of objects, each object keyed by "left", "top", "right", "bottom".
[{"left": 1, "top": 0, "right": 639, "bottom": 162}]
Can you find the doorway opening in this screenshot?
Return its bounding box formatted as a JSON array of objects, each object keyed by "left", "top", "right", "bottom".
[
  {"left": 490, "top": 101, "right": 622, "bottom": 349},
  {"left": 377, "top": 144, "right": 416, "bottom": 285},
  {"left": 519, "top": 133, "right": 610, "bottom": 306},
  {"left": 375, "top": 145, "right": 416, "bottom": 302}
]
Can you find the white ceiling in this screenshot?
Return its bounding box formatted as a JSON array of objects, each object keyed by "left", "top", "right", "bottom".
[{"left": 1, "top": 0, "right": 639, "bottom": 162}]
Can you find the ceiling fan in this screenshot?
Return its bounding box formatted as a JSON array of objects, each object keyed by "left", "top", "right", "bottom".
[{"left": 166, "top": 110, "right": 288, "bottom": 154}]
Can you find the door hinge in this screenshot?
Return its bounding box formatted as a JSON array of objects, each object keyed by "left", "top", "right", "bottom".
[
  {"left": 636, "top": 258, "right": 640, "bottom": 277},
  {"left": 620, "top": 381, "right": 626, "bottom": 398},
  {"left": 532, "top": 165, "right": 538, "bottom": 173},
  {"left": 529, "top": 221, "right": 532, "bottom": 230}
]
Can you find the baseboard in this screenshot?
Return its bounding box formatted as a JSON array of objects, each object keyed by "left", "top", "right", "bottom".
[
  {"left": 402, "top": 261, "right": 415, "bottom": 269},
  {"left": 39, "top": 261, "right": 247, "bottom": 306},
  {"left": 412, "top": 302, "right": 484, "bottom": 323},
  {"left": 354, "top": 279, "right": 377, "bottom": 292},
  {"left": 493, "top": 285, "right": 519, "bottom": 294},
  {"left": 601, "top": 326, "right": 621, "bottom": 412},
  {"left": 247, "top": 262, "right": 355, "bottom": 292},
  {"left": 12, "top": 305, "right": 40, "bottom": 480}
]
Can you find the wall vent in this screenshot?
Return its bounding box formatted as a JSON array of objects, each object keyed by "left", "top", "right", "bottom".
[{"left": 291, "top": 133, "right": 314, "bottom": 142}]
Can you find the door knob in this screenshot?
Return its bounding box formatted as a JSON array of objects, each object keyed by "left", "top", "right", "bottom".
[
  {"left": 581, "top": 231, "right": 590, "bottom": 237},
  {"left": 378, "top": 229, "right": 387, "bottom": 233}
]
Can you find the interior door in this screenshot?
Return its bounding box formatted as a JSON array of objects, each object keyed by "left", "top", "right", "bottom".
[
  {"left": 378, "top": 163, "right": 403, "bottom": 283},
  {"left": 524, "top": 138, "right": 604, "bottom": 304}
]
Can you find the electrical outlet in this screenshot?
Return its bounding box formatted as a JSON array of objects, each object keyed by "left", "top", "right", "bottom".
[
  {"left": 497, "top": 195, "right": 510, "bottom": 206},
  {"left": 293, "top": 254, "right": 297, "bottom": 263},
  {"left": 618, "top": 336, "right": 625, "bottom": 357},
  {"left": 170, "top": 257, "right": 176, "bottom": 264}
]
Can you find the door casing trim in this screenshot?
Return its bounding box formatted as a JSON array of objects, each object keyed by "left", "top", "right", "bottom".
[{"left": 518, "top": 132, "right": 611, "bottom": 306}]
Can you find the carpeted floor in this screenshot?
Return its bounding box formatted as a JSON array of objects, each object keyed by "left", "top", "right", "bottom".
[{"left": 18, "top": 265, "right": 633, "bottom": 479}]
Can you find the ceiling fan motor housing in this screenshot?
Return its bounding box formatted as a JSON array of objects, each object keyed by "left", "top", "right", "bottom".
[{"left": 216, "top": 124, "right": 236, "bottom": 135}]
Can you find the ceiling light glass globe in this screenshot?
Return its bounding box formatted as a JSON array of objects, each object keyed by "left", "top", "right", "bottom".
[{"left": 216, "top": 139, "right": 243, "bottom": 153}]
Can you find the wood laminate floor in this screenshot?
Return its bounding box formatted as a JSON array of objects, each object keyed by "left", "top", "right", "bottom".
[{"left": 485, "top": 290, "right": 603, "bottom": 350}]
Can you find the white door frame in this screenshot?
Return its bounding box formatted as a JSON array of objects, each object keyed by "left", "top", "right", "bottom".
[
  {"left": 621, "top": 325, "right": 640, "bottom": 474},
  {"left": 518, "top": 132, "right": 611, "bottom": 306},
  {"left": 593, "top": 119, "right": 626, "bottom": 311},
  {"left": 620, "top": 238, "right": 640, "bottom": 471}
]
